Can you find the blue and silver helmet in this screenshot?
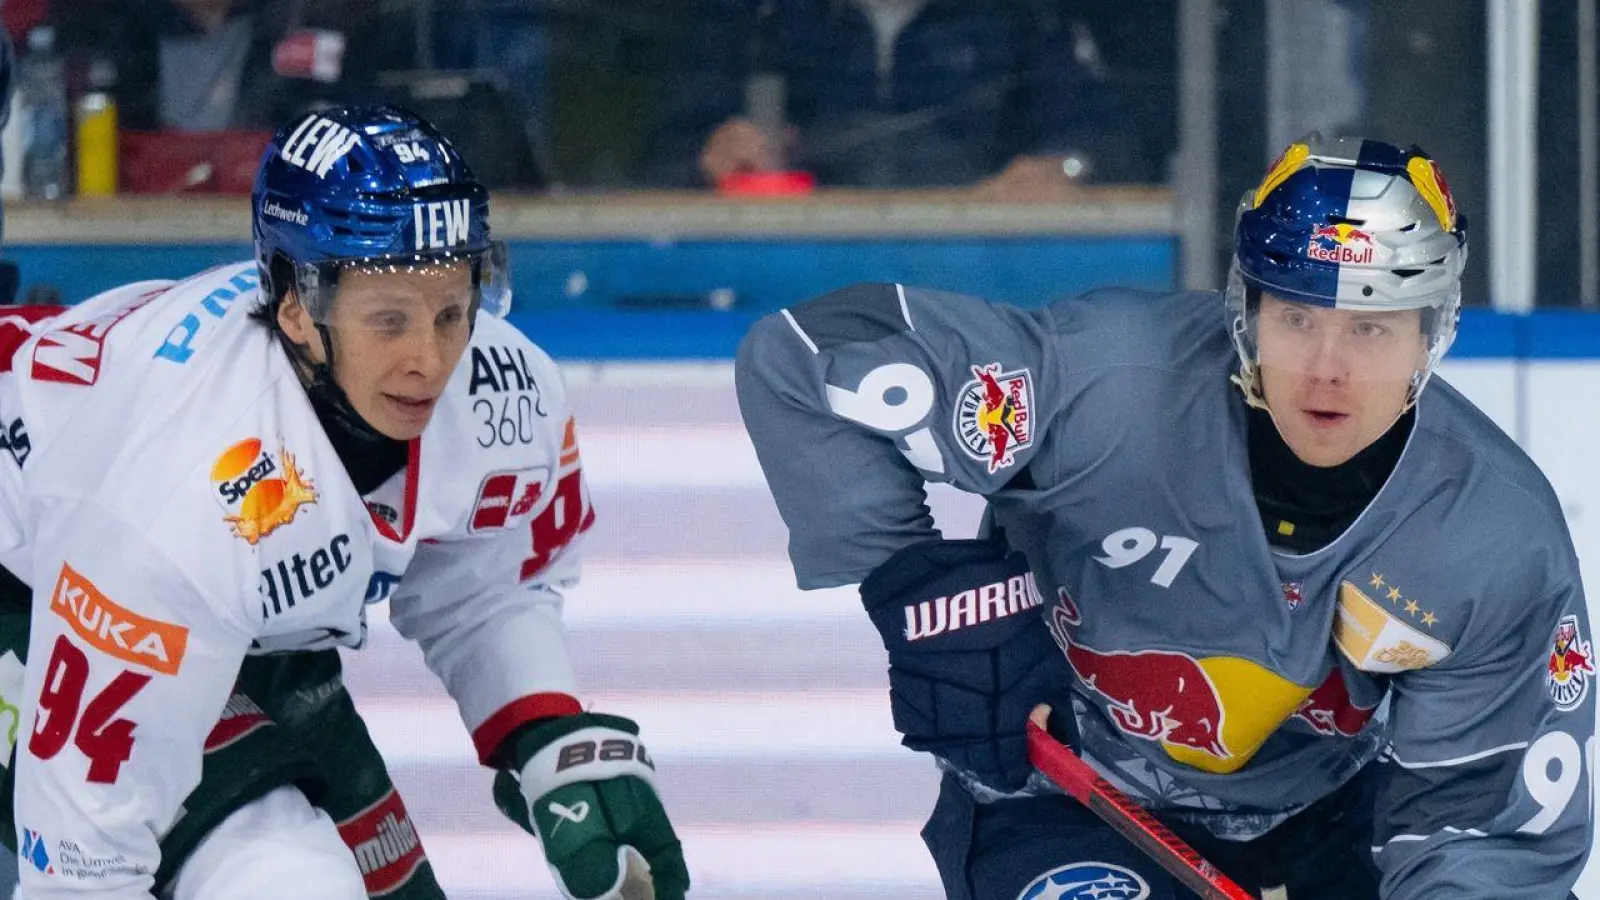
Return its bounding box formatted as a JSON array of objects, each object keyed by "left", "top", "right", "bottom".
[
  {"left": 252, "top": 104, "right": 510, "bottom": 321},
  {"left": 1227, "top": 132, "right": 1467, "bottom": 406}
]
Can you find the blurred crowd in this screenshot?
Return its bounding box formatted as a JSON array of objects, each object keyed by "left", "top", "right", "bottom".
[
  {"left": 0, "top": 0, "right": 1181, "bottom": 196},
  {"left": 0, "top": 0, "right": 1591, "bottom": 308}
]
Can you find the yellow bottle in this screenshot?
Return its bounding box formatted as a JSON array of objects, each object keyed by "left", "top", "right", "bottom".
[{"left": 75, "top": 60, "right": 118, "bottom": 197}]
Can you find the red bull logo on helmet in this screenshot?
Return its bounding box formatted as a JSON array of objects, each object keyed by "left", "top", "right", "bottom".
[
  {"left": 1547, "top": 614, "right": 1594, "bottom": 712},
  {"left": 1307, "top": 223, "right": 1375, "bottom": 265},
  {"left": 954, "top": 362, "right": 1033, "bottom": 473}
]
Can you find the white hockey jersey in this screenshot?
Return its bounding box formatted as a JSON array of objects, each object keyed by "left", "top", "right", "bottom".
[{"left": 0, "top": 261, "right": 594, "bottom": 898}]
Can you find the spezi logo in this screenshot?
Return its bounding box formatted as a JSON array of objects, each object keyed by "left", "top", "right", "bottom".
[{"left": 211, "top": 439, "right": 316, "bottom": 544}]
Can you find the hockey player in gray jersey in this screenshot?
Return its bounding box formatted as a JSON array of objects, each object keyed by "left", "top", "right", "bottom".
[{"left": 737, "top": 133, "right": 1595, "bottom": 898}]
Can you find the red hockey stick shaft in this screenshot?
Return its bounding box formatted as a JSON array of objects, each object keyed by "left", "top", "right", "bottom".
[{"left": 1026, "top": 706, "right": 1256, "bottom": 900}]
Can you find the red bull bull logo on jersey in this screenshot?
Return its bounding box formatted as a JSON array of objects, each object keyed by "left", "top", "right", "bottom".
[
  {"left": 954, "top": 362, "right": 1033, "bottom": 473},
  {"left": 1547, "top": 614, "right": 1593, "bottom": 712},
  {"left": 1290, "top": 668, "right": 1378, "bottom": 737},
  {"left": 1307, "top": 223, "right": 1375, "bottom": 265},
  {"left": 1046, "top": 587, "right": 1331, "bottom": 774},
  {"left": 211, "top": 438, "right": 317, "bottom": 545}
]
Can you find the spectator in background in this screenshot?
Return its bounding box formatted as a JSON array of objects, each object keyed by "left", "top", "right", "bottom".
[
  {"left": 642, "top": 0, "right": 1160, "bottom": 194},
  {"left": 55, "top": 0, "right": 291, "bottom": 131}
]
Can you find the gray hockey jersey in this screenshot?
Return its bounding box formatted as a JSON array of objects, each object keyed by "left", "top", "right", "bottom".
[{"left": 736, "top": 283, "right": 1595, "bottom": 899}]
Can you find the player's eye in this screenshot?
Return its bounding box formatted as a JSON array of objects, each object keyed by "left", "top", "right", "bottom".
[
  {"left": 1280, "top": 308, "right": 1312, "bottom": 329},
  {"left": 367, "top": 310, "right": 408, "bottom": 333},
  {"left": 436, "top": 306, "right": 465, "bottom": 330},
  {"left": 1352, "top": 321, "right": 1390, "bottom": 339}
]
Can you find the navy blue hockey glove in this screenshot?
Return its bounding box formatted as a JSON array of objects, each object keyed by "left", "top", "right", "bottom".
[
  {"left": 859, "top": 534, "right": 1068, "bottom": 793},
  {"left": 492, "top": 712, "right": 688, "bottom": 900}
]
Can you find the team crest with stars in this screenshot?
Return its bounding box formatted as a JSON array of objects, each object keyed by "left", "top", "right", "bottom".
[
  {"left": 1015, "top": 862, "right": 1149, "bottom": 900},
  {"left": 954, "top": 362, "right": 1033, "bottom": 474},
  {"left": 1547, "top": 614, "right": 1594, "bottom": 712}
]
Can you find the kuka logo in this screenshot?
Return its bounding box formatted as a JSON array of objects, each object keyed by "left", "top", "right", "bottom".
[
  {"left": 211, "top": 438, "right": 316, "bottom": 544},
  {"left": 50, "top": 563, "right": 188, "bottom": 675}
]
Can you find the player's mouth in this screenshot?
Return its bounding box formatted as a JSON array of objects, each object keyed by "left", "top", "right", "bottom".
[
  {"left": 383, "top": 393, "right": 438, "bottom": 423},
  {"left": 1302, "top": 408, "right": 1350, "bottom": 428}
]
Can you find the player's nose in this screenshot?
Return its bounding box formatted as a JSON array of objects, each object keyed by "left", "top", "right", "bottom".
[
  {"left": 398, "top": 327, "right": 451, "bottom": 380},
  {"left": 1302, "top": 330, "right": 1350, "bottom": 383}
]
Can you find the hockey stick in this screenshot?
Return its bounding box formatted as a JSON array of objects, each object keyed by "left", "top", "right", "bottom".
[{"left": 1026, "top": 705, "right": 1257, "bottom": 900}]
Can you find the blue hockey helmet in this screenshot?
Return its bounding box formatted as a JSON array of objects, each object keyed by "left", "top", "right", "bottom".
[
  {"left": 251, "top": 104, "right": 510, "bottom": 322},
  {"left": 1227, "top": 132, "right": 1467, "bottom": 407}
]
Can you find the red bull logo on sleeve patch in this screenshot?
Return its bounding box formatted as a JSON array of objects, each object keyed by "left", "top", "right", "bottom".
[
  {"left": 954, "top": 363, "right": 1033, "bottom": 473},
  {"left": 1547, "top": 614, "right": 1593, "bottom": 712},
  {"left": 1307, "top": 224, "right": 1375, "bottom": 265},
  {"left": 211, "top": 438, "right": 317, "bottom": 545}
]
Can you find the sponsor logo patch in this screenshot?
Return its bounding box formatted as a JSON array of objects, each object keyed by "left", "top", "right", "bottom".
[
  {"left": 337, "top": 788, "right": 426, "bottom": 896},
  {"left": 20, "top": 828, "right": 52, "bottom": 874},
  {"left": 1282, "top": 581, "right": 1304, "bottom": 610},
  {"left": 469, "top": 467, "right": 547, "bottom": 532},
  {"left": 1015, "top": 862, "right": 1150, "bottom": 900},
  {"left": 1307, "top": 223, "right": 1375, "bottom": 265},
  {"left": 903, "top": 572, "right": 1043, "bottom": 641},
  {"left": 31, "top": 291, "right": 160, "bottom": 385},
  {"left": 203, "top": 694, "right": 271, "bottom": 752},
  {"left": 50, "top": 563, "right": 188, "bottom": 675},
  {"left": 1548, "top": 614, "right": 1594, "bottom": 712},
  {"left": 211, "top": 438, "right": 316, "bottom": 544},
  {"left": 954, "top": 363, "right": 1033, "bottom": 474}
]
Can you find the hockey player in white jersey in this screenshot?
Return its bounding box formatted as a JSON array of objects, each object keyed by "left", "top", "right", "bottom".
[{"left": 0, "top": 105, "right": 688, "bottom": 900}]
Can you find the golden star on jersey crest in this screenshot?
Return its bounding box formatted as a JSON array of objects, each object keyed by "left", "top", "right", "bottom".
[
  {"left": 1421, "top": 611, "right": 1438, "bottom": 627},
  {"left": 1369, "top": 573, "right": 1385, "bottom": 589},
  {"left": 1387, "top": 586, "right": 1402, "bottom": 602},
  {"left": 1404, "top": 599, "right": 1420, "bottom": 616}
]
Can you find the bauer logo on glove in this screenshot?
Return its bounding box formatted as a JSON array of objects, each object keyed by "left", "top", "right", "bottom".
[
  {"left": 493, "top": 712, "right": 689, "bottom": 900},
  {"left": 556, "top": 736, "right": 654, "bottom": 773}
]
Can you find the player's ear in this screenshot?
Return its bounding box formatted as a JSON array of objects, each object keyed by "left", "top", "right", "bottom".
[{"left": 276, "top": 290, "right": 317, "bottom": 347}]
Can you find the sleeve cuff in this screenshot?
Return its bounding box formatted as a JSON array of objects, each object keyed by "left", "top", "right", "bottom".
[{"left": 471, "top": 692, "right": 583, "bottom": 766}]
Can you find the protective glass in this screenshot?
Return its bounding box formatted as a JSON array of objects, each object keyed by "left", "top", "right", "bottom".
[
  {"left": 1227, "top": 266, "right": 1457, "bottom": 394},
  {"left": 293, "top": 240, "right": 511, "bottom": 329}
]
